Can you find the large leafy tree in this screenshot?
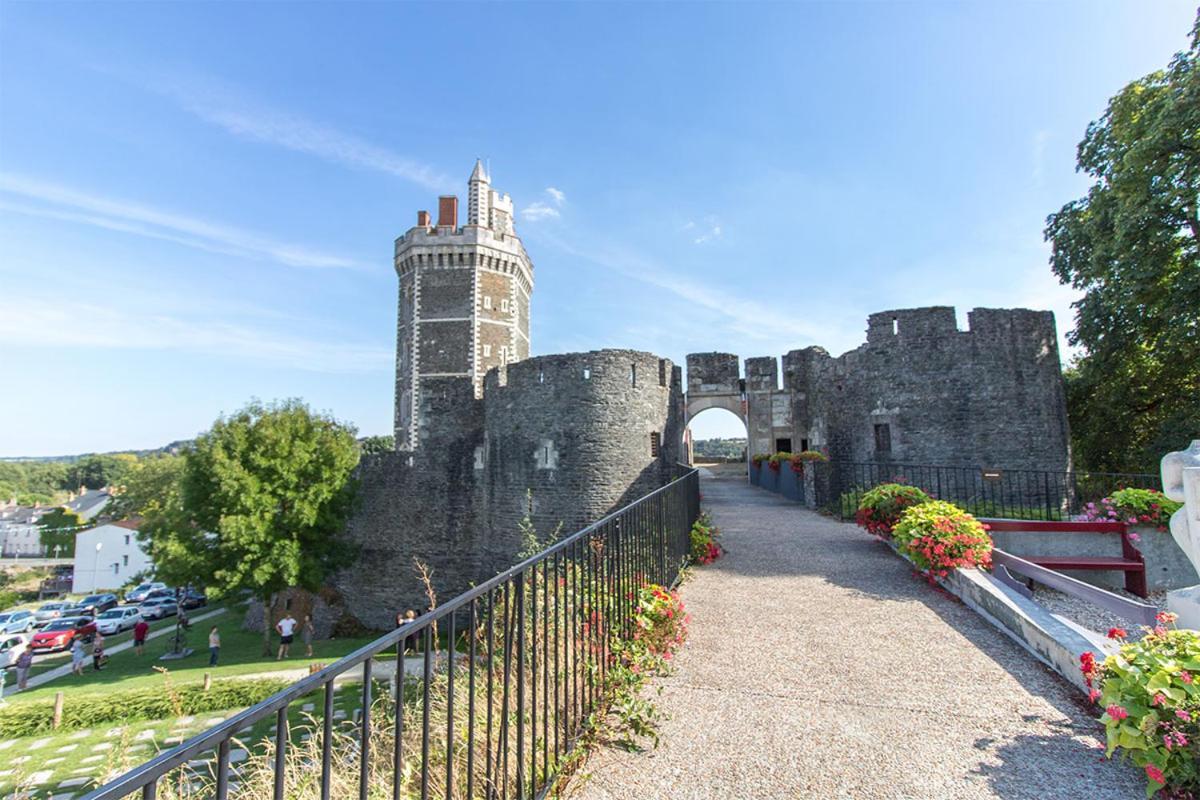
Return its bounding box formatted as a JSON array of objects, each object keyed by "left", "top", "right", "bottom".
[
  {"left": 176, "top": 400, "right": 360, "bottom": 653},
  {"left": 1045, "top": 13, "right": 1200, "bottom": 473},
  {"left": 65, "top": 454, "right": 139, "bottom": 491}
]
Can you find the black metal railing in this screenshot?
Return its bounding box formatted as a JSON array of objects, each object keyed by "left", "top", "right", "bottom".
[
  {"left": 85, "top": 467, "right": 700, "bottom": 800},
  {"left": 813, "top": 461, "right": 1159, "bottom": 522}
]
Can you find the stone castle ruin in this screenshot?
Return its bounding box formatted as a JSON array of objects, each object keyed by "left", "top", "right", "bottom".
[{"left": 334, "top": 163, "right": 1071, "bottom": 627}]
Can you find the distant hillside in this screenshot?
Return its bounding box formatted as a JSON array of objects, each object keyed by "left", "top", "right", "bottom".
[
  {"left": 693, "top": 437, "right": 747, "bottom": 460},
  {"left": 0, "top": 441, "right": 193, "bottom": 463}
]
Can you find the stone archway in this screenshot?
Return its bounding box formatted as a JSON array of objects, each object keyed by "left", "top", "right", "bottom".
[{"left": 682, "top": 400, "right": 749, "bottom": 467}]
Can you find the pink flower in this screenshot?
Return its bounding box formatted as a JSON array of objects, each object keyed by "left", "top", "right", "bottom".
[
  {"left": 1176, "top": 709, "right": 1192, "bottom": 722},
  {"left": 1151, "top": 693, "right": 1167, "bottom": 707},
  {"left": 1128, "top": 533, "right": 1141, "bottom": 543},
  {"left": 1106, "top": 704, "right": 1129, "bottom": 721},
  {"left": 1145, "top": 765, "right": 1166, "bottom": 785},
  {"left": 1181, "top": 672, "right": 1193, "bottom": 685},
  {"left": 1157, "top": 611, "right": 1178, "bottom": 624},
  {"left": 1088, "top": 688, "right": 1102, "bottom": 703}
]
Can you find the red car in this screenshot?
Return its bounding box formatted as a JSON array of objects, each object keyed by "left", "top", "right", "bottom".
[{"left": 30, "top": 616, "right": 96, "bottom": 653}]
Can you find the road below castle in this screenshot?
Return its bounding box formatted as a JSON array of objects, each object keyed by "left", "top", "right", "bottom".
[{"left": 573, "top": 470, "right": 1141, "bottom": 799}]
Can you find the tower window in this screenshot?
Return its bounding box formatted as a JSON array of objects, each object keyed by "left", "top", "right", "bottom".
[
  {"left": 583, "top": 368, "right": 591, "bottom": 380},
  {"left": 874, "top": 423, "right": 892, "bottom": 452},
  {"left": 501, "top": 298, "right": 509, "bottom": 312},
  {"left": 483, "top": 296, "right": 492, "bottom": 310},
  {"left": 650, "top": 432, "right": 661, "bottom": 457},
  {"left": 630, "top": 363, "right": 637, "bottom": 387},
  {"left": 483, "top": 344, "right": 492, "bottom": 357},
  {"left": 892, "top": 317, "right": 899, "bottom": 335},
  {"left": 500, "top": 345, "right": 509, "bottom": 363}
]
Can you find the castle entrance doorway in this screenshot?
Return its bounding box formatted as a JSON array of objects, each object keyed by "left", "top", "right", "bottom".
[{"left": 683, "top": 407, "right": 748, "bottom": 472}]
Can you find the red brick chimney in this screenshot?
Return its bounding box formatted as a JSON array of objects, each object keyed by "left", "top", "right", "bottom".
[
  {"left": 437, "top": 196, "right": 458, "bottom": 228},
  {"left": 417, "top": 210, "right": 431, "bottom": 227}
]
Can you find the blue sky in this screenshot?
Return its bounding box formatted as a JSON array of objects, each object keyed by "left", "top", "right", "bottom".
[{"left": 1, "top": 1, "right": 1195, "bottom": 456}]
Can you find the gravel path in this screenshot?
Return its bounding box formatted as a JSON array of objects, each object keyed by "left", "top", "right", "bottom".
[{"left": 573, "top": 473, "right": 1143, "bottom": 800}]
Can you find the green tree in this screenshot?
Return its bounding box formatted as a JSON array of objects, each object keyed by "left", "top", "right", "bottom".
[
  {"left": 174, "top": 400, "right": 360, "bottom": 654},
  {"left": 65, "top": 454, "right": 138, "bottom": 491},
  {"left": 106, "top": 455, "right": 185, "bottom": 522},
  {"left": 358, "top": 435, "right": 395, "bottom": 455},
  {"left": 1045, "top": 13, "right": 1200, "bottom": 473},
  {"left": 38, "top": 507, "right": 87, "bottom": 558}
]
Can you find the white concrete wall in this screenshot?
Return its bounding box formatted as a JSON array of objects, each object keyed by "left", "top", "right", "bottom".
[{"left": 71, "top": 524, "right": 153, "bottom": 593}]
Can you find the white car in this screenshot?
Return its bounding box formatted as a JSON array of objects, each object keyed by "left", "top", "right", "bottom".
[
  {"left": 0, "top": 610, "right": 36, "bottom": 635},
  {"left": 95, "top": 606, "right": 142, "bottom": 635},
  {"left": 138, "top": 597, "right": 178, "bottom": 620},
  {"left": 126, "top": 582, "right": 168, "bottom": 604},
  {"left": 0, "top": 633, "right": 30, "bottom": 670}
]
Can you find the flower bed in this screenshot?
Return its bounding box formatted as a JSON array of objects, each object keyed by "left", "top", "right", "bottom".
[
  {"left": 890, "top": 500, "right": 993, "bottom": 579},
  {"left": 1079, "top": 488, "right": 1182, "bottom": 532},
  {"left": 689, "top": 514, "right": 723, "bottom": 565},
  {"left": 1083, "top": 613, "right": 1200, "bottom": 797},
  {"left": 854, "top": 482, "right": 932, "bottom": 537},
  {"left": 788, "top": 450, "right": 827, "bottom": 474}
]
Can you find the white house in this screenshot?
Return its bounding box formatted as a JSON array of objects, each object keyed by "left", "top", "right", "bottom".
[{"left": 72, "top": 520, "right": 152, "bottom": 593}]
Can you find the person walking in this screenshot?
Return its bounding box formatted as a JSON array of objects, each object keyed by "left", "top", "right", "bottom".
[
  {"left": 208, "top": 625, "right": 220, "bottom": 666},
  {"left": 275, "top": 613, "right": 297, "bottom": 660},
  {"left": 70, "top": 638, "right": 86, "bottom": 676},
  {"left": 133, "top": 618, "right": 150, "bottom": 656},
  {"left": 301, "top": 615, "right": 315, "bottom": 658},
  {"left": 14, "top": 647, "right": 33, "bottom": 690}
]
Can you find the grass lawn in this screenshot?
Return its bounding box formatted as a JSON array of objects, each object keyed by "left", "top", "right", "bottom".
[
  {"left": 9, "top": 612, "right": 381, "bottom": 704},
  {"left": 0, "top": 680, "right": 377, "bottom": 800}
]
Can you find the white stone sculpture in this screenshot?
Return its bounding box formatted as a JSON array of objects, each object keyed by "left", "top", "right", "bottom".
[{"left": 1163, "top": 441, "right": 1200, "bottom": 630}]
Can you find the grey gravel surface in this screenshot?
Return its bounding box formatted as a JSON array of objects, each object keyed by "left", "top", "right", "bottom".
[
  {"left": 1032, "top": 586, "right": 1165, "bottom": 642},
  {"left": 571, "top": 472, "right": 1143, "bottom": 800}
]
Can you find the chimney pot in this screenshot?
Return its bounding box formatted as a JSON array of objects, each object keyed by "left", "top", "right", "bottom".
[
  {"left": 437, "top": 196, "right": 458, "bottom": 229},
  {"left": 417, "top": 210, "right": 431, "bottom": 227}
]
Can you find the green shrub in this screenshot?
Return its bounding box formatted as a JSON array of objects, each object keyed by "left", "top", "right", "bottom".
[
  {"left": 0, "top": 677, "right": 291, "bottom": 737},
  {"left": 854, "top": 483, "right": 932, "bottom": 537},
  {"left": 1111, "top": 488, "right": 1183, "bottom": 530},
  {"left": 890, "top": 500, "right": 993, "bottom": 578},
  {"left": 0, "top": 589, "right": 19, "bottom": 611},
  {"left": 689, "top": 515, "right": 721, "bottom": 565}
]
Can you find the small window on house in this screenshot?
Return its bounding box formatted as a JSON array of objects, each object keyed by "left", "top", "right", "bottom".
[
  {"left": 583, "top": 368, "right": 591, "bottom": 380},
  {"left": 630, "top": 363, "right": 637, "bottom": 387},
  {"left": 483, "top": 296, "right": 493, "bottom": 310},
  {"left": 874, "top": 423, "right": 892, "bottom": 452},
  {"left": 650, "top": 432, "right": 661, "bottom": 457},
  {"left": 483, "top": 344, "right": 492, "bottom": 357},
  {"left": 123, "top": 555, "right": 128, "bottom": 566},
  {"left": 124, "top": 535, "right": 130, "bottom": 546}
]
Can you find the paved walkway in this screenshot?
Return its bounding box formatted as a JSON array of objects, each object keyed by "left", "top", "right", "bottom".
[{"left": 576, "top": 472, "right": 1142, "bottom": 799}]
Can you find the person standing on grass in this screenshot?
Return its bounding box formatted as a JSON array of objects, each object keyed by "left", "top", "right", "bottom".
[
  {"left": 70, "top": 637, "right": 85, "bottom": 675},
  {"left": 275, "top": 612, "right": 297, "bottom": 660},
  {"left": 208, "top": 625, "right": 220, "bottom": 666},
  {"left": 15, "top": 647, "right": 33, "bottom": 690},
  {"left": 133, "top": 618, "right": 150, "bottom": 656},
  {"left": 301, "top": 614, "right": 315, "bottom": 658},
  {"left": 92, "top": 639, "right": 105, "bottom": 671}
]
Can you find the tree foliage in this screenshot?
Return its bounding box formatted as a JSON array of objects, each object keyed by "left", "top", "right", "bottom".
[
  {"left": 65, "top": 454, "right": 138, "bottom": 491},
  {"left": 37, "top": 507, "right": 87, "bottom": 557},
  {"left": 1045, "top": 13, "right": 1200, "bottom": 473},
  {"left": 155, "top": 400, "right": 360, "bottom": 651},
  {"left": 358, "top": 435, "right": 395, "bottom": 455}
]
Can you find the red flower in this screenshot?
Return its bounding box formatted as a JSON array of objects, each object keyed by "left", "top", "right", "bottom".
[
  {"left": 1106, "top": 627, "right": 1127, "bottom": 640},
  {"left": 1145, "top": 765, "right": 1165, "bottom": 785},
  {"left": 1106, "top": 704, "right": 1129, "bottom": 721}
]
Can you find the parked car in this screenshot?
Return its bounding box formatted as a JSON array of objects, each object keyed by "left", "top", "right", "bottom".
[
  {"left": 179, "top": 589, "right": 207, "bottom": 609},
  {"left": 76, "top": 594, "right": 118, "bottom": 616},
  {"left": 30, "top": 617, "right": 96, "bottom": 653},
  {"left": 125, "top": 582, "right": 168, "bottom": 604},
  {"left": 34, "top": 602, "right": 73, "bottom": 625},
  {"left": 138, "top": 597, "right": 178, "bottom": 620},
  {"left": 0, "top": 633, "right": 30, "bottom": 669},
  {"left": 95, "top": 606, "right": 142, "bottom": 635},
  {"left": 141, "top": 588, "right": 175, "bottom": 603},
  {"left": 0, "top": 610, "right": 36, "bottom": 635}
]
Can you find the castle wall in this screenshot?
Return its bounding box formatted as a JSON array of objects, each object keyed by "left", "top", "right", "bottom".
[{"left": 781, "top": 307, "right": 1070, "bottom": 470}]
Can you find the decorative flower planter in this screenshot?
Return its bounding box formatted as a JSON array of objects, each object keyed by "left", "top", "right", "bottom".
[
  {"left": 749, "top": 461, "right": 762, "bottom": 486},
  {"left": 779, "top": 466, "right": 805, "bottom": 502},
  {"left": 761, "top": 465, "right": 780, "bottom": 493}
]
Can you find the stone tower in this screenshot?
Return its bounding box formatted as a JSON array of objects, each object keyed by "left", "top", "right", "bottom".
[{"left": 393, "top": 161, "right": 534, "bottom": 449}]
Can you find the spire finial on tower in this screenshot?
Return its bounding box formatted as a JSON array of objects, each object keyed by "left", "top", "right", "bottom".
[{"left": 470, "top": 158, "right": 488, "bottom": 183}]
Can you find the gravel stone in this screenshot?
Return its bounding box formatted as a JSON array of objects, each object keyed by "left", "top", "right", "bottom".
[{"left": 574, "top": 473, "right": 1144, "bottom": 800}]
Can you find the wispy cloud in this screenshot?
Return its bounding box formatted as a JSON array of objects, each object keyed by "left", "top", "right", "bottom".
[
  {"left": 692, "top": 217, "right": 722, "bottom": 245},
  {"left": 521, "top": 187, "right": 566, "bottom": 222},
  {"left": 115, "top": 68, "right": 456, "bottom": 193},
  {"left": 0, "top": 297, "right": 391, "bottom": 373},
  {"left": 0, "top": 174, "right": 366, "bottom": 270}
]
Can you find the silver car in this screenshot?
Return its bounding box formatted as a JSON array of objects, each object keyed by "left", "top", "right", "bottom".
[
  {"left": 34, "top": 602, "right": 72, "bottom": 625},
  {"left": 0, "top": 610, "right": 36, "bottom": 635},
  {"left": 138, "top": 597, "right": 178, "bottom": 620}
]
